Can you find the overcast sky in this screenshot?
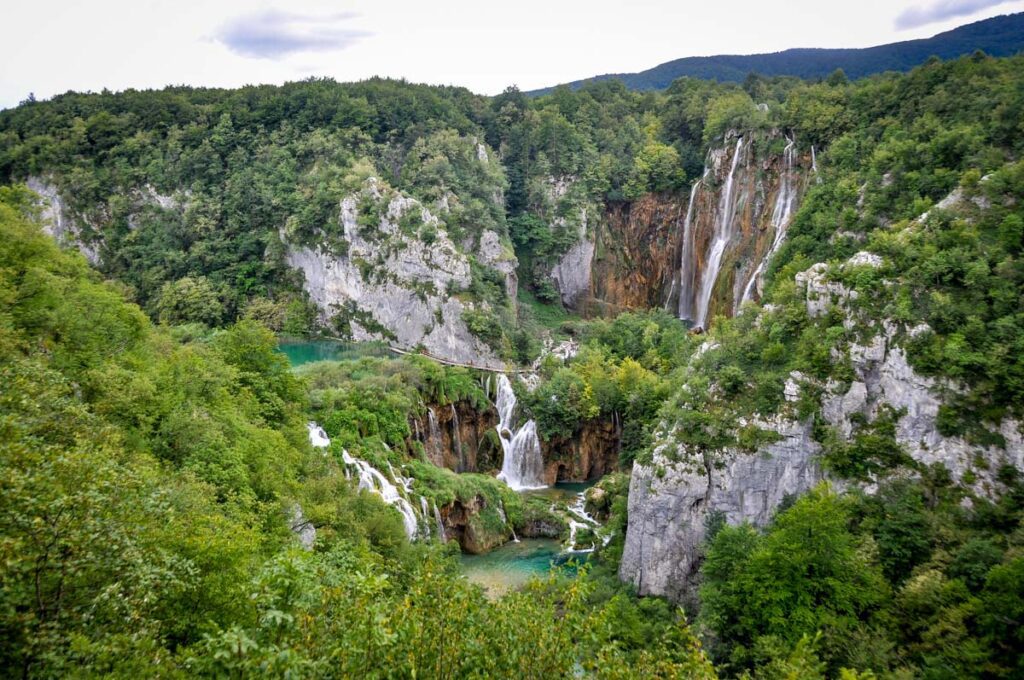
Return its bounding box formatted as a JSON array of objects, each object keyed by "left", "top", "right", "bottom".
[{"left": 2, "top": 0, "right": 1022, "bottom": 109}]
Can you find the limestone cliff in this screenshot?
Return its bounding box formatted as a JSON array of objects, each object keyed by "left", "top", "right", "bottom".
[
  {"left": 284, "top": 179, "right": 513, "bottom": 369},
  {"left": 26, "top": 176, "right": 186, "bottom": 267},
  {"left": 620, "top": 252, "right": 1024, "bottom": 603},
  {"left": 547, "top": 132, "right": 810, "bottom": 324}
]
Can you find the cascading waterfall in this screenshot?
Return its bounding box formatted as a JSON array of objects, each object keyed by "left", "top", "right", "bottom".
[
  {"left": 307, "top": 422, "right": 421, "bottom": 539},
  {"left": 432, "top": 501, "right": 447, "bottom": 543},
  {"left": 450, "top": 404, "right": 464, "bottom": 471},
  {"left": 676, "top": 179, "right": 702, "bottom": 321},
  {"left": 307, "top": 422, "right": 331, "bottom": 448},
  {"left": 565, "top": 491, "right": 599, "bottom": 552},
  {"left": 693, "top": 137, "right": 744, "bottom": 330},
  {"left": 495, "top": 374, "right": 546, "bottom": 490},
  {"left": 741, "top": 138, "right": 798, "bottom": 304},
  {"left": 343, "top": 449, "right": 420, "bottom": 539},
  {"left": 426, "top": 407, "right": 442, "bottom": 462}
]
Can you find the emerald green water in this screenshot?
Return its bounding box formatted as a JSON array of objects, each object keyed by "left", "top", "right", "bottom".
[
  {"left": 459, "top": 482, "right": 596, "bottom": 598},
  {"left": 276, "top": 341, "right": 390, "bottom": 367},
  {"left": 459, "top": 538, "right": 588, "bottom": 598}
]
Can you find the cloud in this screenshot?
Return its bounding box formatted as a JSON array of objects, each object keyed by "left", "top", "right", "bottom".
[
  {"left": 215, "top": 10, "right": 371, "bottom": 59},
  {"left": 895, "top": 0, "right": 1017, "bottom": 30}
]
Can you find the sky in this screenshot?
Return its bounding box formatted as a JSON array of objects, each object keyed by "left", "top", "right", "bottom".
[{"left": 1, "top": 0, "right": 1022, "bottom": 109}]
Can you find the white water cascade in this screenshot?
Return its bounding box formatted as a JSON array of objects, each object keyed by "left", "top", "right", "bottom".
[
  {"left": 693, "top": 137, "right": 744, "bottom": 330},
  {"left": 432, "top": 501, "right": 447, "bottom": 543},
  {"left": 426, "top": 407, "right": 442, "bottom": 463},
  {"left": 676, "top": 179, "right": 702, "bottom": 322},
  {"left": 450, "top": 404, "right": 464, "bottom": 471},
  {"left": 495, "top": 374, "right": 546, "bottom": 490},
  {"left": 307, "top": 422, "right": 422, "bottom": 539},
  {"left": 741, "top": 138, "right": 798, "bottom": 304},
  {"left": 307, "top": 422, "right": 331, "bottom": 448},
  {"left": 343, "top": 450, "right": 420, "bottom": 539}
]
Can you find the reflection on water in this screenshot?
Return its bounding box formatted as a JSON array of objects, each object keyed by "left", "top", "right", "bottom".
[
  {"left": 459, "top": 538, "right": 589, "bottom": 598},
  {"left": 276, "top": 341, "right": 390, "bottom": 367}
]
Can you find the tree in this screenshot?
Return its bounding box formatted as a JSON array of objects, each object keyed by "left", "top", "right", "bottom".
[{"left": 154, "top": 276, "right": 224, "bottom": 326}]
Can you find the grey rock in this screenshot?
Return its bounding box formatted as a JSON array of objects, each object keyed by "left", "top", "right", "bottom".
[
  {"left": 285, "top": 183, "right": 508, "bottom": 369},
  {"left": 620, "top": 417, "right": 824, "bottom": 604}
]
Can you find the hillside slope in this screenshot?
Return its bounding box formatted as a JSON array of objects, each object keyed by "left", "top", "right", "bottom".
[{"left": 531, "top": 11, "right": 1024, "bottom": 93}]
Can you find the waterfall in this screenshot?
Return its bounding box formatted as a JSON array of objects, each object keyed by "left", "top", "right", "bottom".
[
  {"left": 565, "top": 491, "right": 599, "bottom": 552},
  {"left": 341, "top": 449, "right": 420, "bottom": 539},
  {"left": 693, "top": 137, "right": 744, "bottom": 330},
  {"left": 497, "top": 501, "right": 519, "bottom": 542},
  {"left": 307, "top": 422, "right": 331, "bottom": 448},
  {"left": 677, "top": 180, "right": 702, "bottom": 321},
  {"left": 307, "top": 422, "right": 419, "bottom": 538},
  {"left": 450, "top": 404, "right": 464, "bottom": 472},
  {"left": 420, "top": 496, "right": 429, "bottom": 518},
  {"left": 741, "top": 138, "right": 798, "bottom": 304},
  {"left": 811, "top": 145, "right": 819, "bottom": 181},
  {"left": 495, "top": 374, "right": 546, "bottom": 490},
  {"left": 426, "top": 407, "right": 442, "bottom": 463},
  {"left": 432, "top": 501, "right": 447, "bottom": 543}
]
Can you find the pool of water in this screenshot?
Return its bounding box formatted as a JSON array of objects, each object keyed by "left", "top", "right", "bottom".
[
  {"left": 277, "top": 341, "right": 390, "bottom": 367},
  {"left": 459, "top": 538, "right": 588, "bottom": 598}
]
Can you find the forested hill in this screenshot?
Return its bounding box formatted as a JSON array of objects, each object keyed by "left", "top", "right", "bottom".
[{"left": 531, "top": 11, "right": 1024, "bottom": 93}]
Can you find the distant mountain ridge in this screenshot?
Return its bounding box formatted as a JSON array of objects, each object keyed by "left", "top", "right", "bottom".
[{"left": 530, "top": 12, "right": 1024, "bottom": 93}]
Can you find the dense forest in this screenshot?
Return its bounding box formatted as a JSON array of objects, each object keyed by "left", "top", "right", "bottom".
[{"left": 1, "top": 43, "right": 1024, "bottom": 679}]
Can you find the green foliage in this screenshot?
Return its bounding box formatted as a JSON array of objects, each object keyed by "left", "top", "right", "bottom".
[
  {"left": 154, "top": 275, "right": 225, "bottom": 326},
  {"left": 700, "top": 486, "right": 890, "bottom": 674}
]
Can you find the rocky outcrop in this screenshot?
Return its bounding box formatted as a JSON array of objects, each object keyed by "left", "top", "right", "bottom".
[
  {"left": 620, "top": 418, "right": 823, "bottom": 604},
  {"left": 415, "top": 400, "right": 501, "bottom": 473},
  {"left": 620, "top": 251, "right": 1024, "bottom": 603},
  {"left": 551, "top": 234, "right": 595, "bottom": 308},
  {"left": 542, "top": 417, "right": 621, "bottom": 484},
  {"left": 439, "top": 494, "right": 512, "bottom": 554},
  {"left": 587, "top": 194, "right": 687, "bottom": 315},
  {"left": 285, "top": 180, "right": 511, "bottom": 369}
]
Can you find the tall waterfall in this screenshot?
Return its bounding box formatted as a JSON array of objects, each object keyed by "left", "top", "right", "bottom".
[
  {"left": 677, "top": 179, "right": 702, "bottom": 322},
  {"left": 741, "top": 138, "right": 798, "bottom": 304},
  {"left": 693, "top": 137, "right": 744, "bottom": 330},
  {"left": 426, "top": 407, "right": 442, "bottom": 463},
  {"left": 450, "top": 404, "right": 464, "bottom": 471},
  {"left": 495, "top": 374, "right": 546, "bottom": 490}
]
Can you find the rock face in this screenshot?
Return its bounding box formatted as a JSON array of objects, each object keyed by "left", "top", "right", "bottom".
[
  {"left": 439, "top": 494, "right": 512, "bottom": 554},
  {"left": 26, "top": 176, "right": 187, "bottom": 268},
  {"left": 413, "top": 398, "right": 619, "bottom": 485},
  {"left": 285, "top": 180, "right": 512, "bottom": 369},
  {"left": 551, "top": 233, "right": 595, "bottom": 308},
  {"left": 548, "top": 133, "right": 809, "bottom": 323},
  {"left": 587, "top": 194, "right": 687, "bottom": 315},
  {"left": 619, "top": 252, "right": 1024, "bottom": 603},
  {"left": 415, "top": 400, "right": 501, "bottom": 473},
  {"left": 542, "top": 417, "right": 621, "bottom": 484},
  {"left": 620, "top": 418, "right": 824, "bottom": 605}
]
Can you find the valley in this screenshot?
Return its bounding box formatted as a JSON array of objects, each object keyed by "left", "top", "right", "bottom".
[{"left": 2, "top": 36, "right": 1024, "bottom": 678}]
